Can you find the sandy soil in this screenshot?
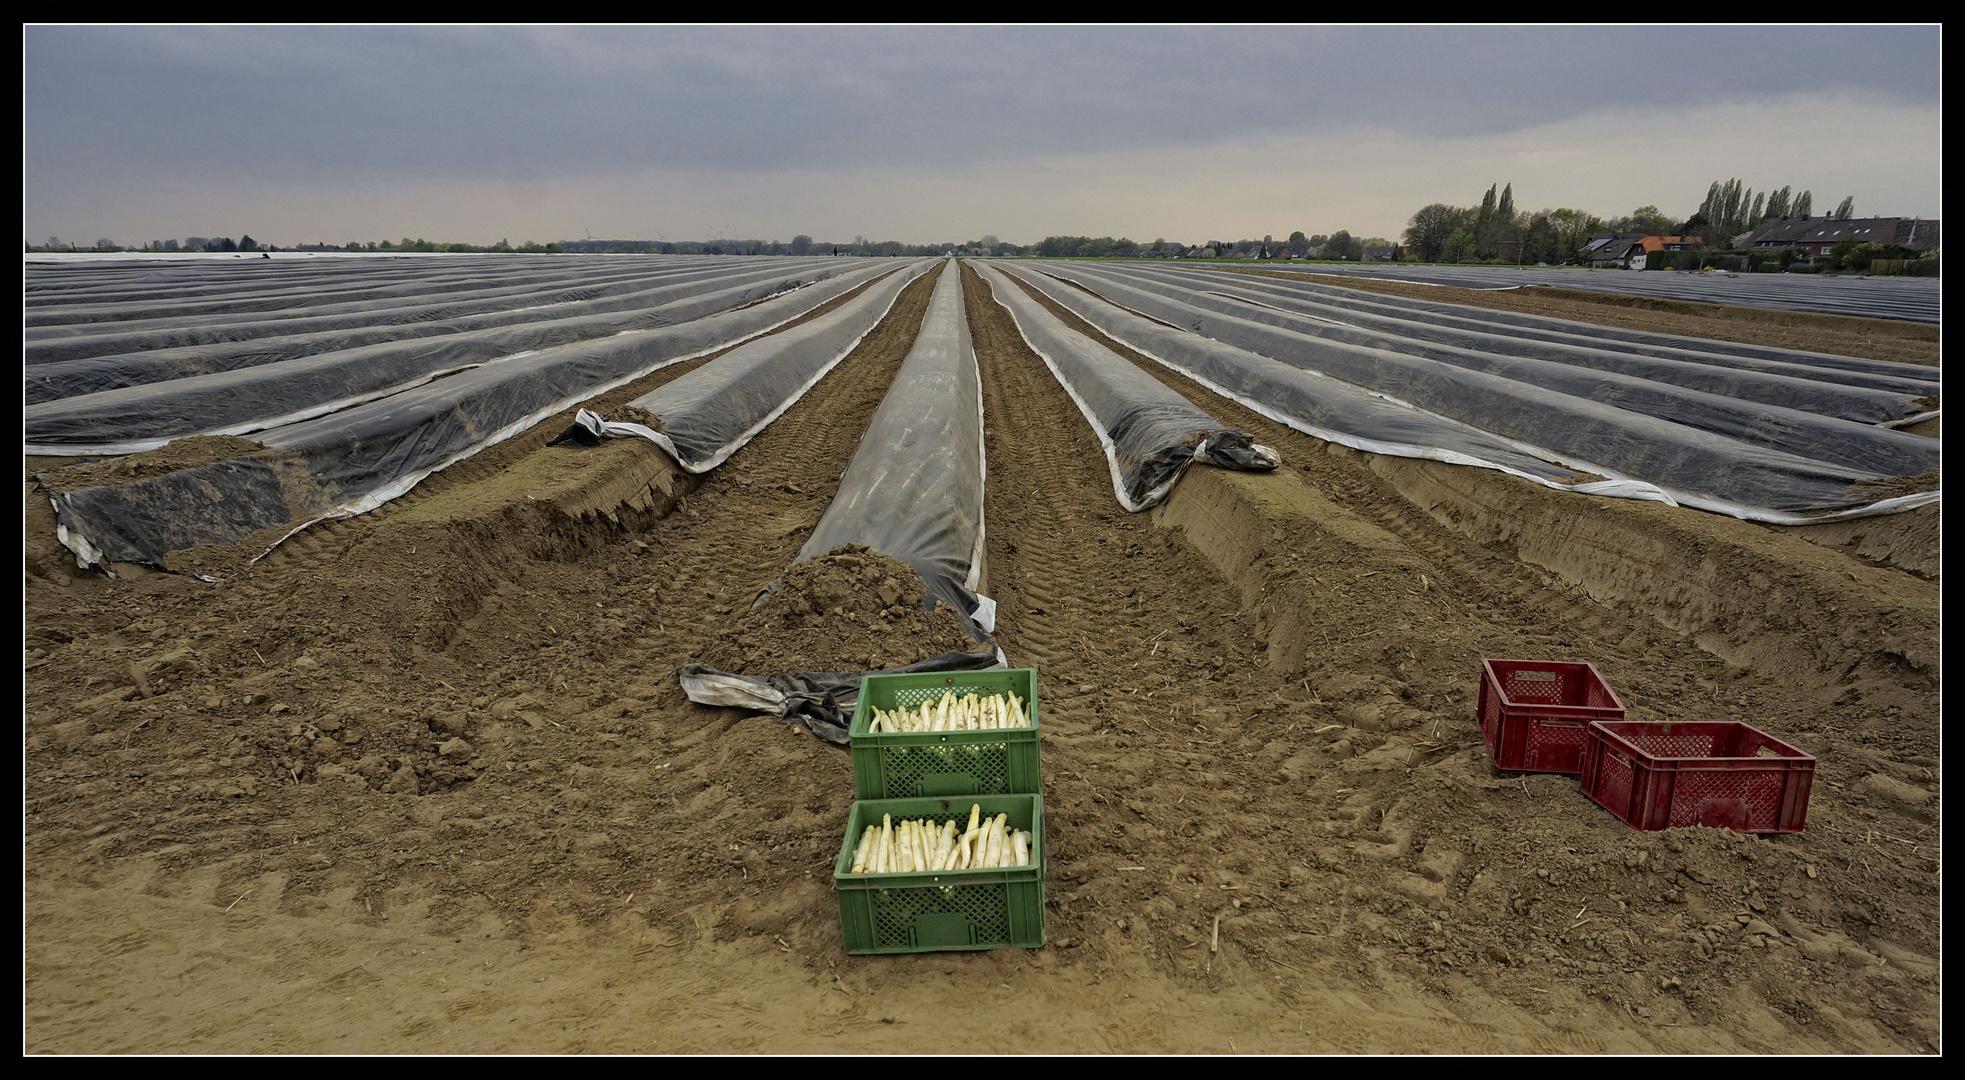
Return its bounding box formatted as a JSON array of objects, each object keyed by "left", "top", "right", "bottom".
[{"left": 24, "top": 262, "right": 1939, "bottom": 1053}]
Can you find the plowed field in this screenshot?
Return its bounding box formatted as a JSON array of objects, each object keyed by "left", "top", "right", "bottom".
[{"left": 25, "top": 261, "right": 1939, "bottom": 1054}]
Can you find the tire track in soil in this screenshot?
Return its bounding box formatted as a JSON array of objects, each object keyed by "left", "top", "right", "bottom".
[
  {"left": 603, "top": 261, "right": 947, "bottom": 674},
  {"left": 964, "top": 263, "right": 1940, "bottom": 1051},
  {"left": 963, "top": 261, "right": 1313, "bottom": 990},
  {"left": 365, "top": 262, "right": 955, "bottom": 947},
  {"left": 22, "top": 264, "right": 948, "bottom": 1008},
  {"left": 988, "top": 262, "right": 1736, "bottom": 696}
]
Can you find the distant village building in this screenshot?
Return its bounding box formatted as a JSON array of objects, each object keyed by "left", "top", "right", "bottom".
[
  {"left": 1743, "top": 216, "right": 1939, "bottom": 256},
  {"left": 1586, "top": 235, "right": 1647, "bottom": 269},
  {"left": 1582, "top": 234, "right": 1699, "bottom": 269}
]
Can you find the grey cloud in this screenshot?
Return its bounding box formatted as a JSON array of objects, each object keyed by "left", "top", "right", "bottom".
[{"left": 27, "top": 25, "right": 1939, "bottom": 186}]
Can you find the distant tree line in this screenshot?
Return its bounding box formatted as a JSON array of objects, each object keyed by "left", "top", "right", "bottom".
[
  {"left": 1682, "top": 179, "right": 1845, "bottom": 243},
  {"left": 1401, "top": 179, "right": 1866, "bottom": 268},
  {"left": 1404, "top": 183, "right": 1619, "bottom": 265}
]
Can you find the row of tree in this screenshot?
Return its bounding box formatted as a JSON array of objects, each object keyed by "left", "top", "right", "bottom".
[
  {"left": 1403, "top": 184, "right": 1612, "bottom": 265},
  {"left": 31, "top": 235, "right": 264, "bottom": 252},
  {"left": 1683, "top": 179, "right": 1855, "bottom": 243},
  {"left": 1402, "top": 179, "right": 1864, "bottom": 266}
]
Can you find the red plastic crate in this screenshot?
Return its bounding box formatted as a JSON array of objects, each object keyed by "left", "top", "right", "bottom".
[
  {"left": 1580, "top": 721, "right": 1815, "bottom": 834},
  {"left": 1477, "top": 659, "right": 1625, "bottom": 774}
]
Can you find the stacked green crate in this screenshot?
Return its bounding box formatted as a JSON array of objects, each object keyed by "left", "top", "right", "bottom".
[
  {"left": 833, "top": 794, "right": 1046, "bottom": 953},
  {"left": 847, "top": 668, "right": 1041, "bottom": 799},
  {"left": 834, "top": 669, "right": 1045, "bottom": 953}
]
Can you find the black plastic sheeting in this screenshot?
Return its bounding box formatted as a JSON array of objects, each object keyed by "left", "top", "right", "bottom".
[
  {"left": 988, "top": 262, "right": 1603, "bottom": 490},
  {"left": 1105, "top": 263, "right": 1939, "bottom": 414},
  {"left": 1048, "top": 263, "right": 1939, "bottom": 480},
  {"left": 26, "top": 261, "right": 843, "bottom": 402},
  {"left": 1288, "top": 263, "right": 1943, "bottom": 324},
  {"left": 551, "top": 261, "right": 934, "bottom": 472},
  {"left": 974, "top": 261, "right": 1278, "bottom": 510},
  {"left": 1142, "top": 263, "right": 1941, "bottom": 394},
  {"left": 675, "top": 263, "right": 1001, "bottom": 743},
  {"left": 675, "top": 652, "right": 1006, "bottom": 745},
  {"left": 792, "top": 263, "right": 992, "bottom": 637},
  {"left": 24, "top": 257, "right": 748, "bottom": 334},
  {"left": 44, "top": 261, "right": 905, "bottom": 572},
  {"left": 1017, "top": 262, "right": 1938, "bottom": 523},
  {"left": 25, "top": 263, "right": 873, "bottom": 452}
]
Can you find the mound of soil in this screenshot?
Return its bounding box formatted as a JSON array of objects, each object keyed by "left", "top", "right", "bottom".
[
  {"left": 694, "top": 544, "right": 982, "bottom": 674},
  {"left": 35, "top": 435, "right": 268, "bottom": 494}
]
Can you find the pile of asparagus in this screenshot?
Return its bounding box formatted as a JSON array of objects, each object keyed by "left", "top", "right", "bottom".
[
  {"left": 849, "top": 804, "right": 1033, "bottom": 873},
  {"left": 869, "top": 690, "right": 1030, "bottom": 732}
]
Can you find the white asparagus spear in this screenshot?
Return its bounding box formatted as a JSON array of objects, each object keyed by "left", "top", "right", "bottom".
[
  {"left": 1011, "top": 829, "right": 1029, "bottom": 867},
  {"left": 852, "top": 825, "right": 877, "bottom": 873},
  {"left": 939, "top": 819, "right": 959, "bottom": 868},
  {"left": 958, "top": 805, "right": 982, "bottom": 869}
]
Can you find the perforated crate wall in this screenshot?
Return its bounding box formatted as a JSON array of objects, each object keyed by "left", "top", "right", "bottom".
[
  {"left": 1478, "top": 659, "right": 1625, "bottom": 774},
  {"left": 1581, "top": 721, "right": 1815, "bottom": 834},
  {"left": 850, "top": 669, "right": 1041, "bottom": 800},
  {"left": 833, "top": 794, "right": 1046, "bottom": 954}
]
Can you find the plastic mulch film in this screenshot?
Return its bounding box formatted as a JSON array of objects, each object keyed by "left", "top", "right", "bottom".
[
  {"left": 24, "top": 257, "right": 768, "bottom": 359},
  {"left": 793, "top": 262, "right": 994, "bottom": 636},
  {"left": 1016, "top": 263, "right": 1937, "bottom": 523},
  {"left": 677, "top": 652, "right": 1007, "bottom": 746},
  {"left": 989, "top": 262, "right": 1609, "bottom": 489},
  {"left": 548, "top": 260, "right": 935, "bottom": 473},
  {"left": 1080, "top": 262, "right": 1940, "bottom": 421},
  {"left": 42, "top": 261, "right": 906, "bottom": 573},
  {"left": 1053, "top": 263, "right": 1940, "bottom": 472},
  {"left": 1140, "top": 262, "right": 1941, "bottom": 392},
  {"left": 975, "top": 261, "right": 1278, "bottom": 511},
  {"left": 25, "top": 261, "right": 852, "bottom": 409},
  {"left": 23, "top": 256, "right": 677, "bottom": 327},
  {"left": 675, "top": 263, "right": 1000, "bottom": 742}
]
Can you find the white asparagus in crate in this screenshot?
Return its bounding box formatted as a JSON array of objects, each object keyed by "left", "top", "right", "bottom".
[
  {"left": 869, "top": 690, "right": 1030, "bottom": 733},
  {"left": 849, "top": 804, "right": 1034, "bottom": 872}
]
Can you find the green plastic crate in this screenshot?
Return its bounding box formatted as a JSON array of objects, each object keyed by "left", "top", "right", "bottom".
[
  {"left": 833, "top": 794, "right": 1046, "bottom": 954},
  {"left": 849, "top": 668, "right": 1041, "bottom": 800}
]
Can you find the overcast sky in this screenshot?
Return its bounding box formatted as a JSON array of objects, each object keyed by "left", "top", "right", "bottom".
[{"left": 24, "top": 25, "right": 1942, "bottom": 248}]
